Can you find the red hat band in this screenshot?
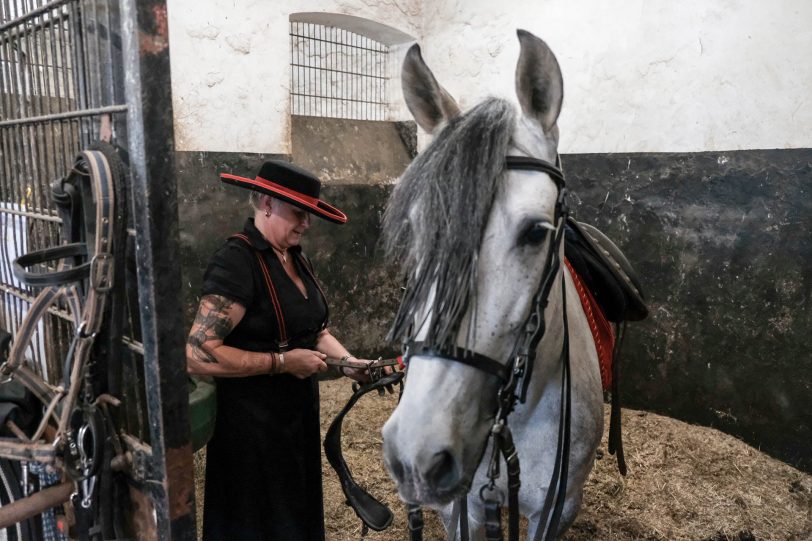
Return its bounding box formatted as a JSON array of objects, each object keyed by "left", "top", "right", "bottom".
[{"left": 218, "top": 160, "right": 348, "bottom": 224}]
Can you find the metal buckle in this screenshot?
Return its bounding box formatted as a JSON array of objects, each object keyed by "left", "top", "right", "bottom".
[
  {"left": 0, "top": 362, "right": 15, "bottom": 384},
  {"left": 479, "top": 483, "right": 505, "bottom": 506},
  {"left": 76, "top": 321, "right": 98, "bottom": 340},
  {"left": 77, "top": 423, "right": 96, "bottom": 508},
  {"left": 89, "top": 252, "right": 113, "bottom": 292}
]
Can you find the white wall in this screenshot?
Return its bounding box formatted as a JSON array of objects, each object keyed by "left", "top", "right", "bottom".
[
  {"left": 168, "top": 0, "right": 811, "bottom": 154},
  {"left": 418, "top": 0, "right": 812, "bottom": 153},
  {"left": 166, "top": 0, "right": 419, "bottom": 154}
]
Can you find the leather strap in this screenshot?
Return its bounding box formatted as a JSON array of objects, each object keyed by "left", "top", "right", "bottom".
[
  {"left": 7, "top": 149, "right": 116, "bottom": 381},
  {"left": 55, "top": 149, "right": 117, "bottom": 437},
  {"left": 460, "top": 495, "right": 469, "bottom": 541},
  {"left": 504, "top": 156, "right": 565, "bottom": 189},
  {"left": 12, "top": 243, "right": 90, "bottom": 287},
  {"left": 406, "top": 342, "right": 509, "bottom": 382},
  {"left": 608, "top": 322, "right": 627, "bottom": 475},
  {"left": 502, "top": 426, "right": 520, "bottom": 541},
  {"left": 324, "top": 371, "right": 404, "bottom": 532},
  {"left": 483, "top": 497, "right": 502, "bottom": 541},
  {"left": 229, "top": 234, "right": 289, "bottom": 347},
  {"left": 1, "top": 146, "right": 123, "bottom": 540},
  {"left": 532, "top": 277, "right": 572, "bottom": 541},
  {"left": 407, "top": 504, "right": 424, "bottom": 541},
  {"left": 72, "top": 492, "right": 91, "bottom": 541}
]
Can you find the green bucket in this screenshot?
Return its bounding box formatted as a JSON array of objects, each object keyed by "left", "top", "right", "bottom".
[{"left": 188, "top": 376, "right": 216, "bottom": 451}]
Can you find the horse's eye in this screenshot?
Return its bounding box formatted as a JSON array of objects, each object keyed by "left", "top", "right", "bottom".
[{"left": 521, "top": 221, "right": 551, "bottom": 246}]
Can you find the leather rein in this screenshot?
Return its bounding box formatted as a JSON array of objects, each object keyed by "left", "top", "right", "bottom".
[{"left": 405, "top": 155, "right": 572, "bottom": 541}]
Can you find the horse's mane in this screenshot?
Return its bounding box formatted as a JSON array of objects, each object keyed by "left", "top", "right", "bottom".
[{"left": 382, "top": 97, "right": 516, "bottom": 348}]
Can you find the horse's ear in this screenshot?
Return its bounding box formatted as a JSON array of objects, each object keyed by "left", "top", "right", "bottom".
[
  {"left": 515, "top": 29, "right": 563, "bottom": 134},
  {"left": 402, "top": 44, "right": 460, "bottom": 134}
]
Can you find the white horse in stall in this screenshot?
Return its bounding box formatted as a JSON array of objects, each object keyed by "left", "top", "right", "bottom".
[{"left": 381, "top": 30, "right": 605, "bottom": 540}]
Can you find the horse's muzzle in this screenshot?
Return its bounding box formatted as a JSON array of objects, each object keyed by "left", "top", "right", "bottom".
[
  {"left": 382, "top": 431, "right": 466, "bottom": 506},
  {"left": 384, "top": 436, "right": 470, "bottom": 506},
  {"left": 381, "top": 355, "right": 498, "bottom": 506}
]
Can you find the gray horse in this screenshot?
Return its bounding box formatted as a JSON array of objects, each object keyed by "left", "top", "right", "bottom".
[{"left": 381, "top": 30, "right": 604, "bottom": 540}]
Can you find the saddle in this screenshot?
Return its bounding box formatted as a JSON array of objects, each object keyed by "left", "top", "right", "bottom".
[
  {"left": 564, "top": 217, "right": 648, "bottom": 323},
  {"left": 563, "top": 218, "right": 648, "bottom": 476}
]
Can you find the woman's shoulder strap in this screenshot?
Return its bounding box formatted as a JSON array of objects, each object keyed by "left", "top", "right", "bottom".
[
  {"left": 227, "top": 233, "right": 289, "bottom": 344},
  {"left": 228, "top": 232, "right": 254, "bottom": 248}
]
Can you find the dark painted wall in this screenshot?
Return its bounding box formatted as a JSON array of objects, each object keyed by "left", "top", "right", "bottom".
[
  {"left": 177, "top": 123, "right": 811, "bottom": 472},
  {"left": 563, "top": 149, "right": 811, "bottom": 473}
]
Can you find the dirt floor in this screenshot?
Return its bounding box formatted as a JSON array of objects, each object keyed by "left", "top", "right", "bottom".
[{"left": 194, "top": 378, "right": 812, "bottom": 540}]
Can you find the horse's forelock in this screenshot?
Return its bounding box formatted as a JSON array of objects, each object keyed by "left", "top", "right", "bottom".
[{"left": 383, "top": 97, "right": 517, "bottom": 346}]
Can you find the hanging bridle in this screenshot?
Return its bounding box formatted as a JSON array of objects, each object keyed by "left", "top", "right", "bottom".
[{"left": 404, "top": 154, "right": 571, "bottom": 541}]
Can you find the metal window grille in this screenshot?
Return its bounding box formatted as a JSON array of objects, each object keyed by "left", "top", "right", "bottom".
[
  {"left": 0, "top": 0, "right": 147, "bottom": 437},
  {"left": 290, "top": 21, "right": 389, "bottom": 121}
]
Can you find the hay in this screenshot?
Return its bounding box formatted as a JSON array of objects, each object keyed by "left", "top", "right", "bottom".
[{"left": 193, "top": 378, "right": 812, "bottom": 540}]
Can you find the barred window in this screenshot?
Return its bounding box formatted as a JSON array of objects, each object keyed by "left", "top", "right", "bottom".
[{"left": 290, "top": 21, "right": 389, "bottom": 121}]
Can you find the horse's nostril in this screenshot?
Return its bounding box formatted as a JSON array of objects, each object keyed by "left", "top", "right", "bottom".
[
  {"left": 426, "top": 450, "right": 459, "bottom": 492},
  {"left": 389, "top": 455, "right": 406, "bottom": 482}
]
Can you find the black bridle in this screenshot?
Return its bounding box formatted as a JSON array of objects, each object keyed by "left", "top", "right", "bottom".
[{"left": 404, "top": 155, "right": 572, "bottom": 541}]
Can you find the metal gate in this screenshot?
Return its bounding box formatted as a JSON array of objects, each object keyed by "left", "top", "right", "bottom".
[{"left": 0, "top": 0, "right": 193, "bottom": 538}]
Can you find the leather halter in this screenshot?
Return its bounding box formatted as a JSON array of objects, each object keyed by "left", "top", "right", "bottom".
[
  {"left": 404, "top": 155, "right": 572, "bottom": 541},
  {"left": 0, "top": 147, "right": 125, "bottom": 540}
]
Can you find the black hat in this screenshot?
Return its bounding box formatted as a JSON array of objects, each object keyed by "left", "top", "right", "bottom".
[{"left": 220, "top": 160, "right": 347, "bottom": 224}]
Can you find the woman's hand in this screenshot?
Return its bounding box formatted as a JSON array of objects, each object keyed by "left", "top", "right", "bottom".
[
  {"left": 282, "top": 349, "right": 329, "bottom": 379},
  {"left": 342, "top": 358, "right": 394, "bottom": 383}
]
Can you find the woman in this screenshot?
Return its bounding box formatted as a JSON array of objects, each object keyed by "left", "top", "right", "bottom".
[{"left": 187, "top": 160, "right": 372, "bottom": 541}]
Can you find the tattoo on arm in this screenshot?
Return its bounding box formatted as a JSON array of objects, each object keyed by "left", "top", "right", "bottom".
[{"left": 188, "top": 295, "right": 236, "bottom": 364}]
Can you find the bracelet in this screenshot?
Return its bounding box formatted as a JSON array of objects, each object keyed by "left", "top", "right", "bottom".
[
  {"left": 269, "top": 352, "right": 277, "bottom": 375},
  {"left": 278, "top": 352, "right": 285, "bottom": 374}
]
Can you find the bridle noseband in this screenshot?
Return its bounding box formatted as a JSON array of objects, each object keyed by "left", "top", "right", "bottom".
[{"left": 403, "top": 155, "right": 572, "bottom": 541}]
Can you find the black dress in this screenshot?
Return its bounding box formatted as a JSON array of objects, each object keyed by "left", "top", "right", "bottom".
[{"left": 201, "top": 218, "right": 328, "bottom": 541}]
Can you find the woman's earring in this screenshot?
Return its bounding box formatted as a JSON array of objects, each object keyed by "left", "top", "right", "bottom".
[{"left": 265, "top": 209, "right": 271, "bottom": 218}]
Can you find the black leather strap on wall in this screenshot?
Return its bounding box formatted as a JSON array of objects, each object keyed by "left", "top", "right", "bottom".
[{"left": 12, "top": 243, "right": 90, "bottom": 287}]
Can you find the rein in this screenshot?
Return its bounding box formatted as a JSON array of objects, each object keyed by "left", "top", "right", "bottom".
[
  {"left": 324, "top": 371, "right": 405, "bottom": 535},
  {"left": 405, "top": 155, "right": 571, "bottom": 541}
]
